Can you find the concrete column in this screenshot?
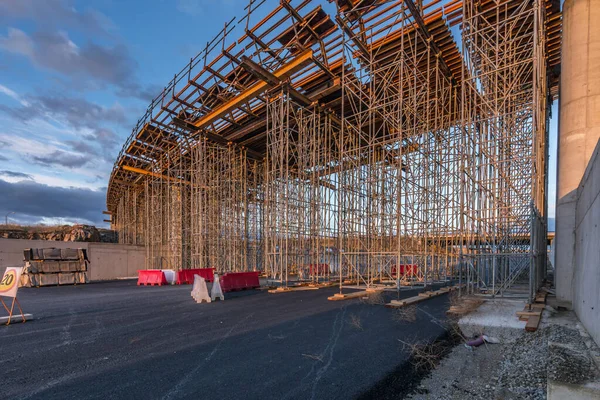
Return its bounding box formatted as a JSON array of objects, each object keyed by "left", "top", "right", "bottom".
[{"left": 555, "top": 0, "right": 600, "bottom": 302}]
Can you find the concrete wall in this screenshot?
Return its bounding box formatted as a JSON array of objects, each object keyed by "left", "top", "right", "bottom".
[
  {"left": 0, "top": 239, "right": 145, "bottom": 281},
  {"left": 555, "top": 0, "right": 600, "bottom": 303},
  {"left": 86, "top": 243, "right": 145, "bottom": 281},
  {"left": 572, "top": 139, "right": 600, "bottom": 346}
]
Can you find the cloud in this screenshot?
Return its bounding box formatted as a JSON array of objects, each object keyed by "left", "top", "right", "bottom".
[
  {"left": 0, "top": 0, "right": 115, "bottom": 38},
  {"left": 0, "top": 178, "right": 106, "bottom": 225},
  {"left": 0, "top": 155, "right": 9, "bottom": 162},
  {"left": 0, "top": 83, "right": 30, "bottom": 106},
  {"left": 31, "top": 150, "right": 90, "bottom": 169},
  {"left": 0, "top": 170, "right": 33, "bottom": 180},
  {"left": 85, "top": 128, "right": 120, "bottom": 149},
  {"left": 116, "top": 82, "right": 163, "bottom": 103},
  {"left": 66, "top": 128, "right": 120, "bottom": 163},
  {"left": 0, "top": 93, "right": 128, "bottom": 129},
  {"left": 0, "top": 29, "right": 157, "bottom": 101},
  {"left": 0, "top": 89, "right": 124, "bottom": 168},
  {"left": 0, "top": 27, "right": 34, "bottom": 56}
]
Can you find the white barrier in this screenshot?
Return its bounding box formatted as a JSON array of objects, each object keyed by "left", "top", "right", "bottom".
[{"left": 191, "top": 275, "right": 211, "bottom": 303}]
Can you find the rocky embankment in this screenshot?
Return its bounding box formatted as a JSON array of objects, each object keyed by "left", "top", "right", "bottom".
[{"left": 0, "top": 224, "right": 117, "bottom": 243}]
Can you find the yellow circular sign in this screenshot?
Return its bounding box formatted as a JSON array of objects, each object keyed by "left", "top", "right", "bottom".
[{"left": 0, "top": 270, "right": 17, "bottom": 293}]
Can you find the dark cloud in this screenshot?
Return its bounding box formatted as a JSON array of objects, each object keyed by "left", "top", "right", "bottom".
[
  {"left": 0, "top": 95, "right": 123, "bottom": 167},
  {"left": 64, "top": 128, "right": 120, "bottom": 164},
  {"left": 0, "top": 0, "right": 115, "bottom": 38},
  {"left": 0, "top": 178, "right": 106, "bottom": 225},
  {"left": 31, "top": 150, "right": 89, "bottom": 169},
  {"left": 0, "top": 170, "right": 33, "bottom": 180},
  {"left": 0, "top": 28, "right": 157, "bottom": 101},
  {"left": 85, "top": 128, "right": 120, "bottom": 150},
  {"left": 116, "top": 82, "right": 163, "bottom": 103},
  {"left": 0, "top": 94, "right": 128, "bottom": 129},
  {"left": 0, "top": 154, "right": 9, "bottom": 162},
  {"left": 67, "top": 140, "right": 99, "bottom": 157}
]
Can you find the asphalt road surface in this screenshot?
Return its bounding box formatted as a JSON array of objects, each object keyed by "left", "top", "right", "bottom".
[{"left": 0, "top": 280, "right": 451, "bottom": 399}]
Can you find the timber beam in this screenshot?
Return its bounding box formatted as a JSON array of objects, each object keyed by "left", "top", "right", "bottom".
[
  {"left": 403, "top": 0, "right": 455, "bottom": 84},
  {"left": 121, "top": 165, "right": 190, "bottom": 185},
  {"left": 190, "top": 49, "right": 314, "bottom": 130}
]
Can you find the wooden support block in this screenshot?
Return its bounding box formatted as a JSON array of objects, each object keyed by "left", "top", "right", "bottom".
[
  {"left": 525, "top": 315, "right": 541, "bottom": 332},
  {"left": 327, "top": 289, "right": 383, "bottom": 301},
  {"left": 385, "top": 295, "right": 423, "bottom": 308},
  {"left": 535, "top": 292, "right": 548, "bottom": 304},
  {"left": 517, "top": 311, "right": 542, "bottom": 317}
]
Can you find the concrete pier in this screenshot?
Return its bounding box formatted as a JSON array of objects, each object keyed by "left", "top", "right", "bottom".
[{"left": 555, "top": 0, "right": 600, "bottom": 303}]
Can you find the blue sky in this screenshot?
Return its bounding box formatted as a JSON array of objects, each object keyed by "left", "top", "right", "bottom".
[
  {"left": 0, "top": 0, "right": 252, "bottom": 226},
  {"left": 0, "top": 0, "right": 558, "bottom": 228}
]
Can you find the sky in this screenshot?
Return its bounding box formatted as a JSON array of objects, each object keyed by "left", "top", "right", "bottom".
[
  {"left": 0, "top": 0, "right": 558, "bottom": 228},
  {"left": 0, "top": 0, "right": 252, "bottom": 227}
]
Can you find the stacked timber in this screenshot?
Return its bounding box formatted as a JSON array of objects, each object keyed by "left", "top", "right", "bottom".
[
  {"left": 517, "top": 289, "right": 549, "bottom": 332},
  {"left": 20, "top": 248, "right": 89, "bottom": 287}
]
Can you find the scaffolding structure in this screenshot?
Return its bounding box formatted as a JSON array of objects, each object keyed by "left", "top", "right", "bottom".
[{"left": 107, "top": 0, "right": 562, "bottom": 302}]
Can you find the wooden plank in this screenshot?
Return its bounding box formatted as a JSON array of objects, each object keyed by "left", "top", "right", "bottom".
[
  {"left": 517, "top": 311, "right": 542, "bottom": 317},
  {"left": 268, "top": 286, "right": 319, "bottom": 294},
  {"left": 525, "top": 315, "right": 541, "bottom": 332},
  {"left": 386, "top": 295, "right": 427, "bottom": 308},
  {"left": 386, "top": 287, "right": 452, "bottom": 308},
  {"left": 535, "top": 292, "right": 548, "bottom": 304},
  {"left": 121, "top": 165, "right": 190, "bottom": 185},
  {"left": 328, "top": 289, "right": 383, "bottom": 301}
]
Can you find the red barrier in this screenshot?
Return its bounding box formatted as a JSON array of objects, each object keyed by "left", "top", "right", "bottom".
[
  {"left": 137, "top": 270, "right": 168, "bottom": 286},
  {"left": 308, "top": 264, "right": 329, "bottom": 275},
  {"left": 220, "top": 271, "right": 260, "bottom": 293},
  {"left": 176, "top": 268, "right": 215, "bottom": 285},
  {"left": 391, "top": 264, "right": 418, "bottom": 278}
]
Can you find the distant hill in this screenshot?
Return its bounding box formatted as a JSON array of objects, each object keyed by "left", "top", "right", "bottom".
[{"left": 0, "top": 224, "right": 117, "bottom": 243}]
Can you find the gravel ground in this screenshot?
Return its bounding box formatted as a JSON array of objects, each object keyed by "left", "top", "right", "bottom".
[
  {"left": 547, "top": 325, "right": 598, "bottom": 385},
  {"left": 408, "top": 317, "right": 600, "bottom": 400},
  {"left": 407, "top": 330, "right": 548, "bottom": 400}
]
